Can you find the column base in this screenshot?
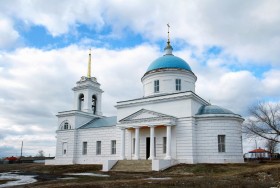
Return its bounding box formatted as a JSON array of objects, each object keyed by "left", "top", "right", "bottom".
[
  {"left": 120, "top": 156, "right": 126, "bottom": 160},
  {"left": 133, "top": 156, "right": 140, "bottom": 160},
  {"left": 148, "top": 156, "right": 155, "bottom": 160},
  {"left": 164, "top": 156, "right": 171, "bottom": 160}
]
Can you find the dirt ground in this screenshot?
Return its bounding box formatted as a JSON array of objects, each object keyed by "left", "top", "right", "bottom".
[{"left": 1, "top": 161, "right": 280, "bottom": 188}]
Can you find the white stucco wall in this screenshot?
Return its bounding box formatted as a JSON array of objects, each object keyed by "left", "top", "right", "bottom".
[
  {"left": 51, "top": 130, "right": 76, "bottom": 165},
  {"left": 50, "top": 126, "right": 122, "bottom": 165},
  {"left": 57, "top": 111, "right": 96, "bottom": 129},
  {"left": 195, "top": 116, "right": 244, "bottom": 163},
  {"left": 74, "top": 126, "right": 121, "bottom": 164},
  {"left": 175, "top": 117, "right": 196, "bottom": 163},
  {"left": 116, "top": 92, "right": 208, "bottom": 122}
]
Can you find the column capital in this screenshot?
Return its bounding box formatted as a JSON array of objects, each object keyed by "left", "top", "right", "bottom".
[
  {"left": 148, "top": 125, "right": 157, "bottom": 128},
  {"left": 165, "top": 124, "right": 174, "bottom": 127}
]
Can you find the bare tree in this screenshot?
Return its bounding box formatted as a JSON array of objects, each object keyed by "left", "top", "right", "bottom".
[
  {"left": 244, "top": 102, "right": 280, "bottom": 143},
  {"left": 36, "top": 150, "right": 45, "bottom": 157},
  {"left": 265, "top": 139, "right": 278, "bottom": 154}
]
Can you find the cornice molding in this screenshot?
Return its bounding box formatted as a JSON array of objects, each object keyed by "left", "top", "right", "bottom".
[
  {"left": 117, "top": 116, "right": 176, "bottom": 128},
  {"left": 195, "top": 114, "right": 244, "bottom": 122},
  {"left": 72, "top": 84, "right": 103, "bottom": 92},
  {"left": 116, "top": 92, "right": 208, "bottom": 108},
  {"left": 119, "top": 108, "right": 175, "bottom": 122},
  {"left": 56, "top": 110, "right": 103, "bottom": 118},
  {"left": 141, "top": 68, "right": 197, "bottom": 81}
]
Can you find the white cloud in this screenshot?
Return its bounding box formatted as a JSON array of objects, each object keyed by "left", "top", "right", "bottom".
[
  {"left": 196, "top": 70, "right": 261, "bottom": 114},
  {"left": 1, "top": 0, "right": 280, "bottom": 65},
  {"left": 262, "top": 70, "right": 280, "bottom": 97},
  {"left": 0, "top": 0, "right": 105, "bottom": 36},
  {"left": 0, "top": 17, "right": 19, "bottom": 49}
]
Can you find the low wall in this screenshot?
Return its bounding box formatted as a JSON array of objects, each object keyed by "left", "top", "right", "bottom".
[
  {"left": 45, "top": 159, "right": 73, "bottom": 165},
  {"left": 152, "top": 159, "right": 177, "bottom": 171},
  {"left": 102, "top": 160, "right": 118, "bottom": 171}
]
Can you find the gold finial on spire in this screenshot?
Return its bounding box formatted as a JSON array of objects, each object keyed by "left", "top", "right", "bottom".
[
  {"left": 167, "top": 23, "right": 170, "bottom": 46},
  {"left": 87, "top": 48, "right": 92, "bottom": 78}
]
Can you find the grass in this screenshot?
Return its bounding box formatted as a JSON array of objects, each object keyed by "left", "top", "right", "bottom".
[
  {"left": 0, "top": 162, "right": 280, "bottom": 187},
  {"left": 0, "top": 163, "right": 102, "bottom": 174}
]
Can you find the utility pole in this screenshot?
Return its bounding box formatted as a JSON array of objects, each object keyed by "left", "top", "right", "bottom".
[
  {"left": 20, "top": 141, "right": 23, "bottom": 158},
  {"left": 255, "top": 140, "right": 258, "bottom": 149}
]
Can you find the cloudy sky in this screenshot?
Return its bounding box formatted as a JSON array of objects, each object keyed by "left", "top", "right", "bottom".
[{"left": 0, "top": 0, "right": 279, "bottom": 157}]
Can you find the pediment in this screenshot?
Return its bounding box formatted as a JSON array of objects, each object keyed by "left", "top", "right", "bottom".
[{"left": 119, "top": 109, "right": 174, "bottom": 122}]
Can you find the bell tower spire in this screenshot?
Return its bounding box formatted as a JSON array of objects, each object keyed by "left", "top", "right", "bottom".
[
  {"left": 87, "top": 49, "right": 92, "bottom": 78},
  {"left": 72, "top": 49, "right": 103, "bottom": 116}
]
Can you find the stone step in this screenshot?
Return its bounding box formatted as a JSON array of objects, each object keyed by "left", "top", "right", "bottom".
[{"left": 111, "top": 160, "right": 152, "bottom": 172}]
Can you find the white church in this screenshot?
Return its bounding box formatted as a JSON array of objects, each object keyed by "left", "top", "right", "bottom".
[{"left": 46, "top": 33, "right": 244, "bottom": 171}]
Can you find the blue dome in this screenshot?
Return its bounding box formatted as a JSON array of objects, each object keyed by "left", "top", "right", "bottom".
[
  {"left": 147, "top": 54, "right": 192, "bottom": 72},
  {"left": 196, "top": 105, "right": 235, "bottom": 115}
]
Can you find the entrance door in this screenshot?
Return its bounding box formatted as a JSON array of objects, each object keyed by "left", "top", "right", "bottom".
[{"left": 146, "top": 137, "right": 150, "bottom": 159}]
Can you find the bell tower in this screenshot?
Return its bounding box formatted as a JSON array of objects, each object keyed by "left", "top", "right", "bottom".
[{"left": 72, "top": 49, "right": 103, "bottom": 116}]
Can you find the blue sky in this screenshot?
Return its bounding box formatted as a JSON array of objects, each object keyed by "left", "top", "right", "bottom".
[
  {"left": 0, "top": 0, "right": 280, "bottom": 157},
  {"left": 18, "top": 24, "right": 147, "bottom": 50}
]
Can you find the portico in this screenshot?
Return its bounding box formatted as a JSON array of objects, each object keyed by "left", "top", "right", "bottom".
[{"left": 117, "top": 109, "right": 176, "bottom": 160}]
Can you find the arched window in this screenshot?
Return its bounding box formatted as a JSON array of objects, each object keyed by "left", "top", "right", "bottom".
[
  {"left": 64, "top": 122, "right": 69, "bottom": 130},
  {"left": 60, "top": 121, "right": 71, "bottom": 130},
  {"left": 92, "top": 95, "right": 97, "bottom": 114},
  {"left": 78, "top": 94, "right": 84, "bottom": 111}
]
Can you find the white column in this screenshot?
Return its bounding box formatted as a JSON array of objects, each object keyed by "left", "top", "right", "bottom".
[
  {"left": 120, "top": 128, "right": 126, "bottom": 160},
  {"left": 148, "top": 126, "right": 155, "bottom": 160},
  {"left": 165, "top": 125, "right": 172, "bottom": 160},
  {"left": 134, "top": 127, "right": 140, "bottom": 160}
]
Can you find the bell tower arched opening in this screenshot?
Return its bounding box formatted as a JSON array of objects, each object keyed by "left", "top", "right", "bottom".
[
  {"left": 78, "top": 94, "right": 84, "bottom": 111},
  {"left": 92, "top": 95, "right": 97, "bottom": 114}
]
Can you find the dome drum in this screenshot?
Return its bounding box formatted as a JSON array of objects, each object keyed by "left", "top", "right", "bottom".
[{"left": 142, "top": 69, "right": 196, "bottom": 97}]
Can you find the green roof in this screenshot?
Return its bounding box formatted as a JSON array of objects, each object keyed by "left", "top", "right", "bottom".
[
  {"left": 196, "top": 105, "right": 235, "bottom": 115},
  {"left": 79, "top": 116, "right": 117, "bottom": 129}
]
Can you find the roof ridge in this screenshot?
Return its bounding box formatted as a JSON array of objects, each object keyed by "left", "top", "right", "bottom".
[
  {"left": 79, "top": 116, "right": 117, "bottom": 129},
  {"left": 79, "top": 118, "right": 100, "bottom": 129}
]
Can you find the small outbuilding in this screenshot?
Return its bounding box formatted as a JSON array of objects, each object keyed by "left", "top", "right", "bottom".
[
  {"left": 4, "top": 156, "right": 19, "bottom": 164},
  {"left": 244, "top": 148, "right": 270, "bottom": 160}
]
